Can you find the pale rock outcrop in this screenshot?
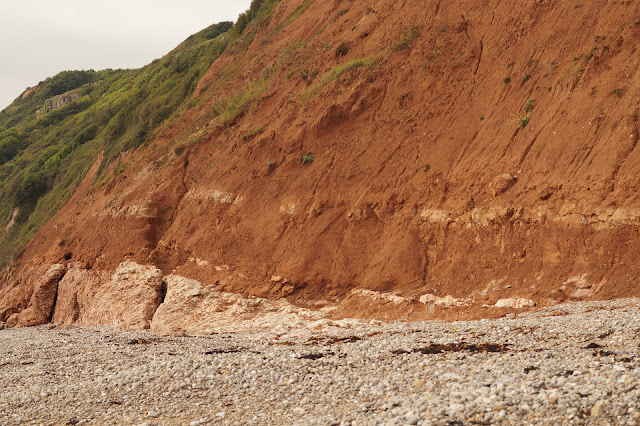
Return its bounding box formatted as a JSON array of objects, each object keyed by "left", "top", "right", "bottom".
[
  {"left": 151, "top": 275, "right": 326, "bottom": 335},
  {"left": 6, "top": 264, "right": 66, "bottom": 327},
  {"left": 4, "top": 208, "right": 19, "bottom": 231},
  {"left": 495, "top": 298, "right": 536, "bottom": 309},
  {"left": 351, "top": 289, "right": 409, "bottom": 305},
  {"left": 35, "top": 93, "right": 80, "bottom": 118},
  {"left": 81, "top": 262, "right": 164, "bottom": 330},
  {"left": 419, "top": 294, "right": 465, "bottom": 307},
  {"left": 51, "top": 266, "right": 106, "bottom": 325},
  {"left": 563, "top": 274, "right": 596, "bottom": 299}
]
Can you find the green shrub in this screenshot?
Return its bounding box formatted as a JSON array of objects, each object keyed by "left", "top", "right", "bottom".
[
  {"left": 302, "top": 154, "right": 315, "bottom": 164},
  {"left": 72, "top": 124, "right": 98, "bottom": 147},
  {"left": 202, "top": 21, "right": 234, "bottom": 40},
  {"left": 44, "top": 70, "right": 95, "bottom": 98},
  {"left": 16, "top": 171, "right": 48, "bottom": 205},
  {"left": 0, "top": 131, "right": 27, "bottom": 166},
  {"left": 507, "top": 113, "right": 531, "bottom": 128},
  {"left": 233, "top": 0, "right": 280, "bottom": 36},
  {"left": 524, "top": 99, "right": 534, "bottom": 112}
]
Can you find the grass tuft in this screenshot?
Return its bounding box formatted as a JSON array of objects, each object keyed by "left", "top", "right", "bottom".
[
  {"left": 393, "top": 26, "right": 419, "bottom": 52},
  {"left": 302, "top": 58, "right": 375, "bottom": 98},
  {"left": 212, "top": 75, "right": 271, "bottom": 126}
]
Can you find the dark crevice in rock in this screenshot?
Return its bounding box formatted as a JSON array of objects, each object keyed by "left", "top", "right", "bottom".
[
  {"left": 47, "top": 269, "right": 66, "bottom": 324},
  {"left": 148, "top": 276, "right": 168, "bottom": 329},
  {"left": 159, "top": 278, "right": 167, "bottom": 304}
]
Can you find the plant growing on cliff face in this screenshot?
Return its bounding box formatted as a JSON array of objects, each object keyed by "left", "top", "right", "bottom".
[
  {"left": 211, "top": 74, "right": 271, "bottom": 126},
  {"left": 234, "top": 0, "right": 279, "bottom": 35},
  {"left": 301, "top": 58, "right": 374, "bottom": 98},
  {"left": 241, "top": 127, "right": 265, "bottom": 141},
  {"left": 173, "top": 143, "right": 188, "bottom": 156},
  {"left": 300, "top": 69, "right": 318, "bottom": 85},
  {"left": 504, "top": 77, "right": 511, "bottom": 83},
  {"left": 519, "top": 115, "right": 531, "bottom": 128},
  {"left": 423, "top": 163, "right": 431, "bottom": 172},
  {"left": 272, "top": 0, "right": 314, "bottom": 34},
  {"left": 393, "top": 26, "right": 419, "bottom": 52},
  {"left": 611, "top": 88, "right": 625, "bottom": 98},
  {"left": 335, "top": 43, "right": 349, "bottom": 58},
  {"left": 301, "top": 154, "right": 315, "bottom": 164},
  {"left": 507, "top": 113, "right": 531, "bottom": 128},
  {"left": 113, "top": 162, "right": 130, "bottom": 176},
  {"left": 524, "top": 98, "right": 534, "bottom": 112}
]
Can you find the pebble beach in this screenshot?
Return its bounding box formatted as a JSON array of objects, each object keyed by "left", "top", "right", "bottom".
[{"left": 1, "top": 299, "right": 640, "bottom": 425}]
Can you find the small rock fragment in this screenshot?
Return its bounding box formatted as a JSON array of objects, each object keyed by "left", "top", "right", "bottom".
[
  {"left": 591, "top": 400, "right": 606, "bottom": 417},
  {"left": 495, "top": 298, "right": 536, "bottom": 309},
  {"left": 489, "top": 174, "right": 517, "bottom": 196}
]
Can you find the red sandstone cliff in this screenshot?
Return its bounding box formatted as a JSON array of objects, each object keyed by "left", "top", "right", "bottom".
[{"left": 2, "top": 0, "right": 640, "bottom": 331}]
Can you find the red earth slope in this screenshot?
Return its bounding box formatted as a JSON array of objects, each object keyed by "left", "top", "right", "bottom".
[{"left": 2, "top": 0, "right": 640, "bottom": 329}]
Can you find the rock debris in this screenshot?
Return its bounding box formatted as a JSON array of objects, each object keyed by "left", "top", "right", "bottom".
[{"left": 1, "top": 299, "right": 640, "bottom": 425}]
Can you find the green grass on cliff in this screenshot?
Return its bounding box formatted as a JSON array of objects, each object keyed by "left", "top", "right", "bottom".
[
  {"left": 301, "top": 57, "right": 375, "bottom": 98},
  {"left": 0, "top": 0, "right": 281, "bottom": 268}
]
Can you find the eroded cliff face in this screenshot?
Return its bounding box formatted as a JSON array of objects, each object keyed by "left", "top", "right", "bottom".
[{"left": 2, "top": 0, "right": 640, "bottom": 331}]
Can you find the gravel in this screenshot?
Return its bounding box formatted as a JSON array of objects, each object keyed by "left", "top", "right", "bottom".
[{"left": 1, "top": 298, "right": 640, "bottom": 425}]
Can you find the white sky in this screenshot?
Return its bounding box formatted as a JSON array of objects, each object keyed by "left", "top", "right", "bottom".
[{"left": 0, "top": 1, "right": 252, "bottom": 112}]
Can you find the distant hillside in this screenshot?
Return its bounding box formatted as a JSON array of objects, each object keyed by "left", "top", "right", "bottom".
[{"left": 0, "top": 19, "right": 239, "bottom": 267}]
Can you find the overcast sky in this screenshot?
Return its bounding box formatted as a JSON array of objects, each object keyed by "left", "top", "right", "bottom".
[{"left": 0, "top": 1, "right": 251, "bottom": 112}]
